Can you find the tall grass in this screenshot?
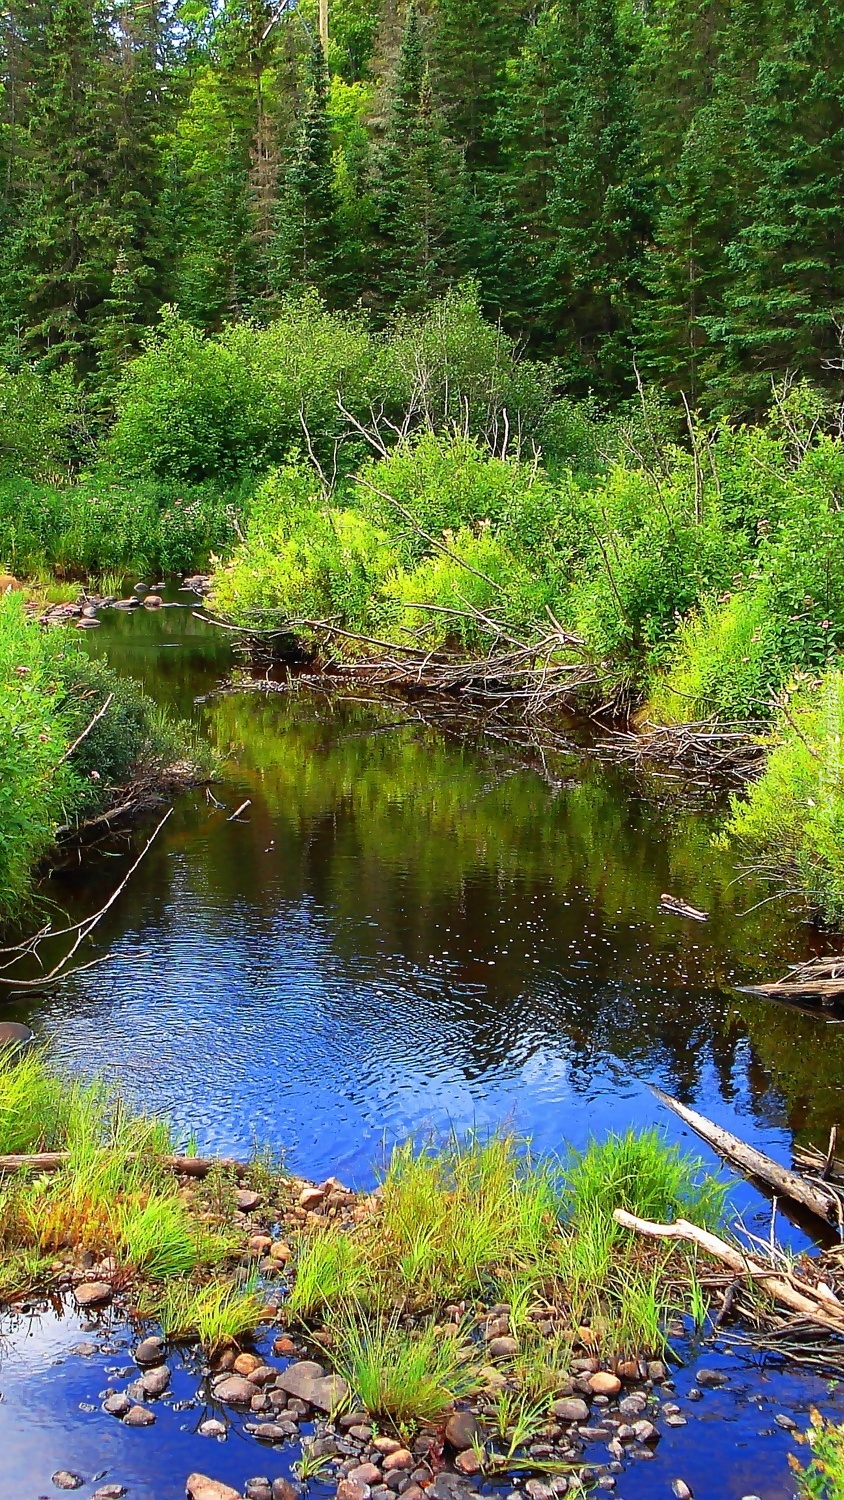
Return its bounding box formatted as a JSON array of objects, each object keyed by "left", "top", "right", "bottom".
[
  {"left": 327, "top": 1308, "right": 478, "bottom": 1425},
  {"left": 150, "top": 1275, "right": 265, "bottom": 1351}
]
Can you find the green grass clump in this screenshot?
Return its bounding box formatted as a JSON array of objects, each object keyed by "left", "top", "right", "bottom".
[
  {"left": 150, "top": 1275, "right": 265, "bottom": 1352},
  {"left": 792, "top": 1410, "right": 844, "bottom": 1498},
  {"left": 328, "top": 1308, "right": 478, "bottom": 1426},
  {"left": 722, "top": 668, "right": 844, "bottom": 922},
  {"left": 285, "top": 1228, "right": 368, "bottom": 1319}
]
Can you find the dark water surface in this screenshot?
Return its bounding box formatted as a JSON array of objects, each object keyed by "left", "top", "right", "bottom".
[{"left": 3, "top": 598, "right": 844, "bottom": 1500}]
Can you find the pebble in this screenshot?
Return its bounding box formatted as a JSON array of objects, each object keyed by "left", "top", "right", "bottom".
[
  {"left": 199, "top": 1419, "right": 227, "bottom": 1438},
  {"left": 665, "top": 1413, "right": 687, "bottom": 1427},
  {"left": 525, "top": 1482, "right": 553, "bottom": 1500},
  {"left": 487, "top": 1335, "right": 519, "bottom": 1359},
  {"left": 72, "top": 1342, "right": 98, "bottom": 1357},
  {"left": 672, "top": 1483, "right": 694, "bottom": 1499},
  {"left": 134, "top": 1335, "right": 166, "bottom": 1366},
  {"left": 338, "top": 1483, "right": 371, "bottom": 1500},
  {"left": 124, "top": 1404, "right": 156, "bottom": 1426},
  {"left": 74, "top": 1282, "right": 112, "bottom": 1308},
  {"left": 374, "top": 1437, "right": 403, "bottom": 1457},
  {"left": 92, "top": 1488, "right": 126, "bottom": 1500},
  {"left": 551, "top": 1397, "right": 590, "bottom": 1423},
  {"left": 233, "top": 1352, "right": 263, "bottom": 1376},
  {"left": 445, "top": 1412, "right": 480, "bottom": 1450},
  {"left": 632, "top": 1419, "right": 659, "bottom": 1444},
  {"left": 618, "top": 1394, "right": 648, "bottom": 1417},
  {"left": 52, "top": 1474, "right": 84, "bottom": 1491},
  {"left": 298, "top": 1185, "right": 326, "bottom": 1210},
  {"left": 272, "top": 1483, "right": 299, "bottom": 1500},
  {"left": 249, "top": 1423, "right": 289, "bottom": 1443},
  {"left": 139, "top": 1364, "right": 170, "bottom": 1398},
  {"left": 348, "top": 1464, "right": 382, "bottom": 1486},
  {"left": 104, "top": 1393, "right": 131, "bottom": 1418},
  {"left": 775, "top": 1413, "right": 797, "bottom": 1430},
  {"left": 589, "top": 1372, "right": 621, "bottom": 1397},
  {"left": 453, "top": 1450, "right": 481, "bottom": 1476},
  {"left": 245, "top": 1481, "right": 272, "bottom": 1500},
  {"left": 235, "top": 1189, "right": 262, "bottom": 1212},
  {"left": 214, "top": 1375, "right": 258, "bottom": 1405},
  {"left": 695, "top": 1368, "right": 728, "bottom": 1388}
]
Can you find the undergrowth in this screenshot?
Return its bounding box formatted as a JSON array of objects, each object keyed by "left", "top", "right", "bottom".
[{"left": 792, "top": 1410, "right": 844, "bottom": 1499}]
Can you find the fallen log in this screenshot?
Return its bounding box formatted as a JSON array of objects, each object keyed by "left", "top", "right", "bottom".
[
  {"left": 651, "top": 1085, "right": 842, "bottom": 1226},
  {"left": 660, "top": 893, "right": 708, "bottom": 921},
  {"left": 613, "top": 1209, "right": 844, "bottom": 1334},
  {"left": 0, "top": 1151, "right": 251, "bottom": 1179}
]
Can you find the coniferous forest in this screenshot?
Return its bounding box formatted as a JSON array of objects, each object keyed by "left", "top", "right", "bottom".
[{"left": 0, "top": 0, "right": 842, "bottom": 411}]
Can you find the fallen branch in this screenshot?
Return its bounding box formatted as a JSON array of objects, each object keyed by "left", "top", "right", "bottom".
[
  {"left": 651, "top": 1084, "right": 842, "bottom": 1226},
  {"left": 0, "top": 1151, "right": 250, "bottom": 1178},
  {"left": 613, "top": 1209, "right": 844, "bottom": 1332},
  {"left": 56, "top": 692, "right": 114, "bottom": 766}
]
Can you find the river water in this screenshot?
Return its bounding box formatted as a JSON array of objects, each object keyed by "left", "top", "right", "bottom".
[{"left": 2, "top": 597, "right": 844, "bottom": 1500}]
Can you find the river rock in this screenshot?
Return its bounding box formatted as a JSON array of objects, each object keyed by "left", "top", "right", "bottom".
[
  {"left": 235, "top": 1188, "right": 262, "bottom": 1212},
  {"left": 632, "top": 1419, "right": 659, "bottom": 1444},
  {"left": 214, "top": 1375, "right": 258, "bottom": 1405},
  {"left": 275, "top": 1360, "right": 348, "bottom": 1411},
  {"left": 695, "top": 1368, "right": 727, "bottom": 1388},
  {"left": 135, "top": 1335, "right": 166, "bottom": 1366},
  {"left": 487, "top": 1335, "right": 519, "bottom": 1359},
  {"left": 245, "top": 1483, "right": 272, "bottom": 1500},
  {"left": 551, "top": 1398, "right": 590, "bottom": 1423},
  {"left": 186, "top": 1476, "right": 243, "bottom": 1500},
  {"left": 445, "top": 1412, "right": 480, "bottom": 1450},
  {"left": 249, "top": 1423, "right": 289, "bottom": 1443},
  {"left": 52, "top": 1473, "right": 84, "bottom": 1491},
  {"left": 104, "top": 1393, "right": 132, "bottom": 1418},
  {"left": 454, "top": 1451, "right": 481, "bottom": 1477},
  {"left": 338, "top": 1483, "right": 371, "bottom": 1500},
  {"left": 298, "top": 1185, "right": 325, "bottom": 1210},
  {"left": 671, "top": 1483, "right": 693, "bottom": 1499},
  {"left": 76, "top": 617, "right": 101, "bottom": 628},
  {"left": 0, "top": 1020, "right": 33, "bottom": 1054},
  {"left": 140, "top": 1364, "right": 170, "bottom": 1398},
  {"left": 143, "top": 594, "right": 163, "bottom": 608},
  {"left": 233, "top": 1352, "right": 263, "bottom": 1376},
  {"left": 272, "top": 1483, "right": 299, "bottom": 1500},
  {"left": 92, "top": 1487, "right": 127, "bottom": 1499},
  {"left": 589, "top": 1372, "right": 621, "bottom": 1397},
  {"left": 124, "top": 1403, "right": 156, "bottom": 1426},
  {"left": 348, "top": 1465, "right": 381, "bottom": 1487},
  {"left": 74, "top": 1281, "right": 112, "bottom": 1308},
  {"left": 199, "top": 1419, "right": 227, "bottom": 1438},
  {"left": 246, "top": 1364, "right": 277, "bottom": 1387},
  {"left": 382, "top": 1450, "right": 413, "bottom": 1473}
]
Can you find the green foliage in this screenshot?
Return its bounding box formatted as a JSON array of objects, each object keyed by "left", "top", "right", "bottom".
[
  {"left": 328, "top": 1309, "right": 478, "bottom": 1425},
  {"left": 0, "top": 365, "right": 82, "bottom": 480},
  {"left": 793, "top": 1410, "right": 844, "bottom": 1499},
  {"left": 151, "top": 1274, "right": 265, "bottom": 1351},
  {"left": 723, "top": 669, "right": 844, "bottom": 923}
]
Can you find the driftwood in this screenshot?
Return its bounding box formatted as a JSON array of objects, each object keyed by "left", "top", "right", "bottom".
[
  {"left": 614, "top": 1209, "right": 844, "bottom": 1334},
  {"left": 659, "top": 893, "right": 708, "bottom": 921},
  {"left": 0, "top": 1151, "right": 251, "bottom": 1179},
  {"left": 739, "top": 954, "right": 844, "bottom": 1003},
  {"left": 596, "top": 719, "right": 766, "bottom": 786},
  {"left": 651, "top": 1085, "right": 843, "bottom": 1226}
]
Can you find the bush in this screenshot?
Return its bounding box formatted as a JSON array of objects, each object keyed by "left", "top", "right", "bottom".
[
  {"left": 0, "top": 364, "right": 83, "bottom": 481},
  {"left": 722, "top": 668, "right": 844, "bottom": 922},
  {"left": 792, "top": 1409, "right": 844, "bottom": 1499}
]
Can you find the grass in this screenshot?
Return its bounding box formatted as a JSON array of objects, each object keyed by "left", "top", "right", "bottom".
[
  {"left": 285, "top": 1227, "right": 368, "bottom": 1320},
  {"left": 149, "top": 1275, "right": 266, "bottom": 1352},
  {"left": 327, "top": 1307, "right": 478, "bottom": 1426}
]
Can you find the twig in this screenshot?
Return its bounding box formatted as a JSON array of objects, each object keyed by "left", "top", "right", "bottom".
[{"left": 56, "top": 693, "right": 114, "bottom": 766}]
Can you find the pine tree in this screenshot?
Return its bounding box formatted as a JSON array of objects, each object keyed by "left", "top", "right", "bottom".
[
  {"left": 547, "top": 0, "right": 653, "bottom": 389},
  {"left": 272, "top": 33, "right": 346, "bottom": 304},
  {"left": 431, "top": 0, "right": 526, "bottom": 174}
]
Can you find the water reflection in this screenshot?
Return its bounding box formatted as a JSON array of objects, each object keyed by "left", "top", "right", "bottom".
[{"left": 7, "top": 611, "right": 844, "bottom": 1222}]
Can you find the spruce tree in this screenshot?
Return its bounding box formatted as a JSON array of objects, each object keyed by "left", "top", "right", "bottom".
[
  {"left": 272, "top": 33, "right": 346, "bottom": 304},
  {"left": 431, "top": 0, "right": 526, "bottom": 174}
]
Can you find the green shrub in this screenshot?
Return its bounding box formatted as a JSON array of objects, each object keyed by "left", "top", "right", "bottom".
[
  {"left": 0, "top": 364, "right": 82, "bottom": 481},
  {"left": 792, "top": 1410, "right": 844, "bottom": 1498},
  {"left": 648, "top": 587, "right": 783, "bottom": 723},
  {"left": 722, "top": 668, "right": 844, "bottom": 922}
]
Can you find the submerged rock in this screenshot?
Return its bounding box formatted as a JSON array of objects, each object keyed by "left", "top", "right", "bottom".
[
  {"left": 186, "top": 1477, "right": 243, "bottom": 1500},
  {"left": 124, "top": 1403, "right": 156, "bottom": 1426},
  {"left": 52, "top": 1473, "right": 84, "bottom": 1491}
]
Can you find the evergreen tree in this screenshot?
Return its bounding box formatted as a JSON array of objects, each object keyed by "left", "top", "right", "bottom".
[
  {"left": 547, "top": 0, "right": 653, "bottom": 389},
  {"left": 272, "top": 33, "right": 347, "bottom": 304},
  {"left": 431, "top": 0, "right": 526, "bottom": 174}
]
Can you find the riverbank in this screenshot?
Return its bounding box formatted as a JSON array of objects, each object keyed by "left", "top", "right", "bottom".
[
  {"left": 0, "top": 592, "right": 210, "bottom": 927},
  {"left": 0, "top": 1046, "right": 839, "bottom": 1500}
]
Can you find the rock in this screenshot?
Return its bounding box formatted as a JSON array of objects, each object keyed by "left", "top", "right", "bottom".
[
  {"left": 399, "top": 1489, "right": 425, "bottom": 1500},
  {"left": 186, "top": 1477, "right": 243, "bottom": 1500},
  {"left": 52, "top": 1474, "right": 84, "bottom": 1491},
  {"left": 453, "top": 1451, "right": 481, "bottom": 1477},
  {"left": 551, "top": 1398, "right": 590, "bottom": 1424},
  {"left": 445, "top": 1412, "right": 481, "bottom": 1450},
  {"left": 235, "top": 1189, "right": 262, "bottom": 1212},
  {"left": 143, "top": 594, "right": 163, "bottom": 609},
  {"left": 249, "top": 1424, "right": 289, "bottom": 1444},
  {"left": 525, "top": 1483, "right": 553, "bottom": 1500},
  {"left": 671, "top": 1483, "right": 693, "bottom": 1499},
  {"left": 775, "top": 1413, "right": 797, "bottom": 1431},
  {"left": 233, "top": 1352, "right": 263, "bottom": 1376},
  {"left": 273, "top": 1336, "right": 297, "bottom": 1356},
  {"left": 214, "top": 1375, "right": 258, "bottom": 1405},
  {"left": 298, "top": 1185, "right": 325, "bottom": 1210},
  {"left": 140, "top": 1364, "right": 170, "bottom": 1398},
  {"left": 487, "top": 1335, "right": 519, "bottom": 1359},
  {"left": 104, "top": 1393, "right": 132, "bottom": 1418},
  {"left": 632, "top": 1419, "right": 659, "bottom": 1444},
  {"left": 92, "top": 1487, "right": 126, "bottom": 1500},
  {"left": 373, "top": 1438, "right": 402, "bottom": 1456},
  {"left": 0, "top": 1020, "right": 33, "bottom": 1054},
  {"left": 199, "top": 1420, "right": 227, "bottom": 1438},
  {"left": 695, "top": 1367, "right": 727, "bottom": 1388},
  {"left": 618, "top": 1394, "right": 648, "bottom": 1417},
  {"left": 74, "top": 1282, "right": 112, "bottom": 1308},
  {"left": 665, "top": 1413, "right": 687, "bottom": 1428},
  {"left": 135, "top": 1335, "right": 166, "bottom": 1366},
  {"left": 348, "top": 1465, "right": 382, "bottom": 1487},
  {"left": 338, "top": 1483, "right": 371, "bottom": 1500},
  {"left": 647, "top": 1360, "right": 667, "bottom": 1382},
  {"left": 124, "top": 1404, "right": 156, "bottom": 1426},
  {"left": 589, "top": 1372, "right": 621, "bottom": 1397},
  {"left": 616, "top": 1359, "right": 642, "bottom": 1381},
  {"left": 246, "top": 1365, "right": 277, "bottom": 1387},
  {"left": 349, "top": 1425, "right": 373, "bottom": 1442},
  {"left": 270, "top": 1241, "right": 291, "bottom": 1262},
  {"left": 76, "top": 617, "right": 101, "bottom": 628},
  {"left": 245, "top": 1483, "right": 272, "bottom": 1500},
  {"left": 275, "top": 1360, "right": 348, "bottom": 1411},
  {"left": 382, "top": 1451, "right": 413, "bottom": 1473},
  {"left": 272, "top": 1483, "right": 299, "bottom": 1500}
]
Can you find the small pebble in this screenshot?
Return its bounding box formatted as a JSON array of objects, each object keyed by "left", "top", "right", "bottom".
[{"left": 52, "top": 1475, "right": 84, "bottom": 1492}]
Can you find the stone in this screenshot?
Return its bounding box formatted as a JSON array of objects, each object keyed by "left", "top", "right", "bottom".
[
  {"left": 373, "top": 1438, "right": 402, "bottom": 1456},
  {"left": 199, "top": 1420, "right": 227, "bottom": 1438},
  {"left": 671, "top": 1483, "right": 693, "bottom": 1499},
  {"left": 245, "top": 1484, "right": 272, "bottom": 1500},
  {"left": 140, "top": 1364, "right": 170, "bottom": 1398},
  {"left": 275, "top": 1360, "right": 348, "bottom": 1411},
  {"left": 348, "top": 1465, "right": 382, "bottom": 1487},
  {"left": 616, "top": 1359, "right": 642, "bottom": 1381},
  {"left": 349, "top": 1425, "right": 373, "bottom": 1442},
  {"left": 665, "top": 1413, "right": 687, "bottom": 1428},
  {"left": 487, "top": 1335, "right": 519, "bottom": 1359},
  {"left": 273, "top": 1336, "right": 297, "bottom": 1356},
  {"left": 186, "top": 1477, "right": 243, "bottom": 1500},
  {"left": 74, "top": 1282, "right": 112, "bottom": 1308},
  {"left": 632, "top": 1419, "right": 659, "bottom": 1444},
  {"left": 381, "top": 1451, "right": 413, "bottom": 1473},
  {"left": 647, "top": 1360, "right": 667, "bottom": 1383},
  {"left": 695, "top": 1367, "right": 727, "bottom": 1388},
  {"left": 249, "top": 1424, "right": 289, "bottom": 1443},
  {"left": 233, "top": 1353, "right": 263, "bottom": 1376},
  {"left": 143, "top": 594, "right": 163, "bottom": 609},
  {"left": 52, "top": 1474, "right": 84, "bottom": 1491},
  {"left": 72, "top": 1342, "right": 97, "bottom": 1357},
  {"left": 271, "top": 1483, "right": 299, "bottom": 1500},
  {"left": 92, "top": 1488, "right": 127, "bottom": 1500},
  {"left": 775, "top": 1413, "right": 797, "bottom": 1431},
  {"left": 618, "top": 1394, "right": 648, "bottom": 1417},
  {"left": 338, "top": 1483, "right": 371, "bottom": 1500},
  {"left": 453, "top": 1451, "right": 482, "bottom": 1477},
  {"left": 236, "top": 1189, "right": 262, "bottom": 1212},
  {"left": 525, "top": 1483, "right": 553, "bottom": 1500},
  {"left": 124, "top": 1404, "right": 156, "bottom": 1426},
  {"left": 214, "top": 1375, "right": 258, "bottom": 1405},
  {"left": 298, "top": 1186, "right": 326, "bottom": 1210},
  {"left": 398, "top": 1488, "right": 425, "bottom": 1500},
  {"left": 445, "top": 1412, "right": 481, "bottom": 1450},
  {"left": 104, "top": 1393, "right": 131, "bottom": 1418},
  {"left": 270, "top": 1241, "right": 291, "bottom": 1262},
  {"left": 589, "top": 1372, "right": 621, "bottom": 1397},
  {"left": 551, "top": 1398, "right": 590, "bottom": 1424},
  {"left": 246, "top": 1365, "right": 277, "bottom": 1387},
  {"left": 135, "top": 1335, "right": 166, "bottom": 1366}
]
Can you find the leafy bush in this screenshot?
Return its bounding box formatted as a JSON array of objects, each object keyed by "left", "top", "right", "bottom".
[
  {"left": 0, "top": 364, "right": 82, "bottom": 481},
  {"left": 385, "top": 528, "right": 554, "bottom": 650},
  {"left": 723, "top": 668, "right": 844, "bottom": 922},
  {"left": 792, "top": 1409, "right": 844, "bottom": 1499}
]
